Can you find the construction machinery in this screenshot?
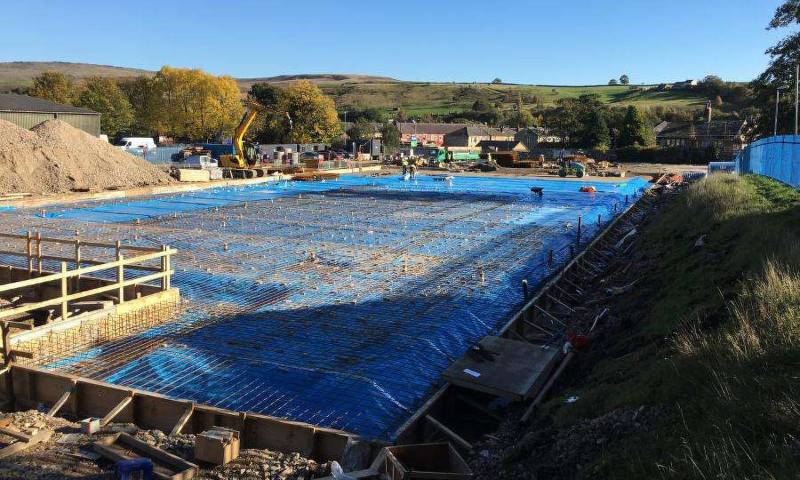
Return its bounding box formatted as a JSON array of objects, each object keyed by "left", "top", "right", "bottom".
[
  {"left": 558, "top": 154, "right": 587, "bottom": 178},
  {"left": 209, "top": 99, "right": 292, "bottom": 178}
]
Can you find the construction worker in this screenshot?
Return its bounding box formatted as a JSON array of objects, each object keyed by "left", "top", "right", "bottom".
[{"left": 408, "top": 156, "right": 418, "bottom": 179}]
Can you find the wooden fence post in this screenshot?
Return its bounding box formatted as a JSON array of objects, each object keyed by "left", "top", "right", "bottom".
[
  {"left": 117, "top": 254, "right": 125, "bottom": 303},
  {"left": 26, "top": 231, "right": 32, "bottom": 274},
  {"left": 161, "top": 246, "right": 170, "bottom": 291},
  {"left": 74, "top": 240, "right": 81, "bottom": 291},
  {"left": 36, "top": 232, "right": 42, "bottom": 274},
  {"left": 60, "top": 262, "right": 68, "bottom": 322}
]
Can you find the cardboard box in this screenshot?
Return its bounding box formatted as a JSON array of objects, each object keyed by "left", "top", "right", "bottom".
[{"left": 194, "top": 427, "right": 240, "bottom": 465}]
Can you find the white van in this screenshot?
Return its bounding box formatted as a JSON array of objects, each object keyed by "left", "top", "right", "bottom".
[{"left": 117, "top": 137, "right": 157, "bottom": 150}]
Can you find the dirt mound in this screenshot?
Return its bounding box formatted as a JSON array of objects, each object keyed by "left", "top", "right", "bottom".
[{"left": 0, "top": 119, "right": 172, "bottom": 194}]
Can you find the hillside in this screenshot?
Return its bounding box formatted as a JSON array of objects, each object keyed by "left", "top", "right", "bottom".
[
  {"left": 0, "top": 61, "right": 711, "bottom": 115},
  {"left": 0, "top": 61, "right": 152, "bottom": 90},
  {"left": 471, "top": 175, "right": 800, "bottom": 478},
  {"left": 316, "top": 81, "right": 710, "bottom": 115}
]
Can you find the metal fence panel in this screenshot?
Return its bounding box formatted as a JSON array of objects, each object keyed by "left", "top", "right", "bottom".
[{"left": 736, "top": 135, "right": 800, "bottom": 187}]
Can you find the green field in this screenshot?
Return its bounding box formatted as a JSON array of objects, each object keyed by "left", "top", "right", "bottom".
[
  {"left": 0, "top": 62, "right": 709, "bottom": 114},
  {"left": 315, "top": 82, "right": 709, "bottom": 115}
]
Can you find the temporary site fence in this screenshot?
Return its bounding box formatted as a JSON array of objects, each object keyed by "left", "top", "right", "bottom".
[
  {"left": 736, "top": 134, "right": 800, "bottom": 187},
  {"left": 0, "top": 175, "right": 648, "bottom": 439}
]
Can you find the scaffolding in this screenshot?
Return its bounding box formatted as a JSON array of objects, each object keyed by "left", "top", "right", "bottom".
[{"left": 0, "top": 175, "right": 648, "bottom": 439}]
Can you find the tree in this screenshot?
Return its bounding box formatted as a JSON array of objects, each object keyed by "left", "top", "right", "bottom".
[
  {"left": 346, "top": 118, "right": 374, "bottom": 143},
  {"left": 269, "top": 80, "right": 341, "bottom": 144},
  {"left": 753, "top": 1, "right": 800, "bottom": 135},
  {"left": 155, "top": 66, "right": 243, "bottom": 141},
  {"left": 581, "top": 109, "right": 610, "bottom": 150},
  {"left": 619, "top": 74, "right": 630, "bottom": 85},
  {"left": 77, "top": 77, "right": 134, "bottom": 137},
  {"left": 119, "top": 76, "right": 165, "bottom": 136},
  {"left": 472, "top": 98, "right": 491, "bottom": 112},
  {"left": 618, "top": 105, "right": 654, "bottom": 147},
  {"left": 28, "top": 71, "right": 77, "bottom": 105},
  {"left": 608, "top": 79, "right": 619, "bottom": 86},
  {"left": 381, "top": 122, "right": 401, "bottom": 153},
  {"left": 249, "top": 83, "right": 283, "bottom": 108},
  {"left": 491, "top": 78, "right": 503, "bottom": 84}
]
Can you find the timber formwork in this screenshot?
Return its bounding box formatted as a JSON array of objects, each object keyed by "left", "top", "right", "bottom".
[{"left": 394, "top": 183, "right": 663, "bottom": 447}]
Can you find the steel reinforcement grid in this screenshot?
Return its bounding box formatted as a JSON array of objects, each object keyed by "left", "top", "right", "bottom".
[{"left": 0, "top": 174, "right": 648, "bottom": 439}]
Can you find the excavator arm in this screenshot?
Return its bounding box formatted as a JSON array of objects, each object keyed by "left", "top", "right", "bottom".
[
  {"left": 219, "top": 99, "right": 292, "bottom": 170},
  {"left": 232, "top": 100, "right": 264, "bottom": 162}
]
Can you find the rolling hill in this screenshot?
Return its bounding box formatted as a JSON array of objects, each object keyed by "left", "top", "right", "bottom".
[{"left": 0, "top": 61, "right": 710, "bottom": 115}]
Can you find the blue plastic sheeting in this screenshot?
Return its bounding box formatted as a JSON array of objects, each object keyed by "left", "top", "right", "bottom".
[
  {"left": 736, "top": 135, "right": 800, "bottom": 186},
  {"left": 15, "top": 175, "right": 649, "bottom": 439}
]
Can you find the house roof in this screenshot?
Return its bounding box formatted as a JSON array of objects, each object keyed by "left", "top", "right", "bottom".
[
  {"left": 0, "top": 93, "right": 98, "bottom": 115},
  {"left": 447, "top": 125, "right": 516, "bottom": 137},
  {"left": 397, "top": 122, "right": 468, "bottom": 135},
  {"left": 476, "top": 140, "right": 530, "bottom": 152},
  {"left": 656, "top": 120, "right": 747, "bottom": 139}
]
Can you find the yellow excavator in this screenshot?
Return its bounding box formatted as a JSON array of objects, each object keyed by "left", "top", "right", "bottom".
[{"left": 219, "top": 99, "right": 292, "bottom": 170}]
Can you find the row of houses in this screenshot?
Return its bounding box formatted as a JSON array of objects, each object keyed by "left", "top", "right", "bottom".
[
  {"left": 344, "top": 121, "right": 553, "bottom": 149},
  {"left": 347, "top": 116, "right": 749, "bottom": 159}
]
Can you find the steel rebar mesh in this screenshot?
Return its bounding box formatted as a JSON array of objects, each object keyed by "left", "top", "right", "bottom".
[{"left": 0, "top": 175, "right": 648, "bottom": 438}]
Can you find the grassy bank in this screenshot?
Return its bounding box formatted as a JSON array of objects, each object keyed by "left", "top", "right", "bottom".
[{"left": 536, "top": 175, "right": 800, "bottom": 478}]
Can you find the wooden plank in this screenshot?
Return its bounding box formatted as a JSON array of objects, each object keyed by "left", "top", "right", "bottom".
[
  {"left": 393, "top": 383, "right": 449, "bottom": 441},
  {"left": 0, "top": 429, "right": 52, "bottom": 460},
  {"left": 170, "top": 403, "right": 194, "bottom": 436},
  {"left": 5, "top": 322, "right": 33, "bottom": 331},
  {"left": 0, "top": 425, "right": 31, "bottom": 443},
  {"left": 47, "top": 382, "right": 76, "bottom": 417},
  {"left": 100, "top": 393, "right": 134, "bottom": 426},
  {"left": 442, "top": 336, "right": 560, "bottom": 400},
  {"left": 0, "top": 249, "right": 175, "bottom": 294},
  {"left": 0, "top": 270, "right": 174, "bottom": 320},
  {"left": 424, "top": 415, "right": 473, "bottom": 452},
  {"left": 94, "top": 432, "right": 198, "bottom": 480},
  {"left": 0, "top": 251, "right": 161, "bottom": 272}
]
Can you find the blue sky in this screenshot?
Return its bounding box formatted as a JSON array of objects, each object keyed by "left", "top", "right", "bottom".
[{"left": 0, "top": 0, "right": 788, "bottom": 84}]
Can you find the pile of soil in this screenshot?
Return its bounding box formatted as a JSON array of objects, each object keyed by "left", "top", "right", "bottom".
[{"left": 0, "top": 119, "right": 172, "bottom": 195}]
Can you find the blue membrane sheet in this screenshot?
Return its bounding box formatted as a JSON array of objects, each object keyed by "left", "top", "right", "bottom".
[{"left": 3, "top": 174, "right": 649, "bottom": 439}]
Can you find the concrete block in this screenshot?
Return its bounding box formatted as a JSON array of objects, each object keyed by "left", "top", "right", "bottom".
[
  {"left": 176, "top": 169, "right": 210, "bottom": 182},
  {"left": 194, "top": 427, "right": 240, "bottom": 465},
  {"left": 81, "top": 418, "right": 100, "bottom": 434}
]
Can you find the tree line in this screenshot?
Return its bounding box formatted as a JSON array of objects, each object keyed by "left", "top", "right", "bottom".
[{"left": 23, "top": 68, "right": 343, "bottom": 145}]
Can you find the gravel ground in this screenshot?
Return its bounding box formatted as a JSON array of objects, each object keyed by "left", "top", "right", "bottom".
[{"left": 0, "top": 411, "right": 328, "bottom": 480}]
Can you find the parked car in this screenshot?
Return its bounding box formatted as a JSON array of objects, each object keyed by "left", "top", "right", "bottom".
[{"left": 117, "top": 137, "right": 157, "bottom": 150}]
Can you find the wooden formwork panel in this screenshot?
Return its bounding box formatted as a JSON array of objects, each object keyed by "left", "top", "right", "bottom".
[{"left": 2, "top": 365, "right": 354, "bottom": 462}]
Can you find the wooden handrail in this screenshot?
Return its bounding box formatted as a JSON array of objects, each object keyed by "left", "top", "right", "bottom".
[
  {"left": 0, "top": 249, "right": 176, "bottom": 294},
  {"left": 0, "top": 234, "right": 176, "bottom": 328},
  {"left": 0, "top": 250, "right": 162, "bottom": 272},
  {"left": 0, "top": 232, "right": 162, "bottom": 252},
  {"left": 0, "top": 270, "right": 173, "bottom": 321}
]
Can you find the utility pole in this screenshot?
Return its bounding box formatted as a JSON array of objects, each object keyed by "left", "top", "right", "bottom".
[
  {"left": 795, "top": 64, "right": 798, "bottom": 135},
  {"left": 775, "top": 89, "right": 780, "bottom": 136}
]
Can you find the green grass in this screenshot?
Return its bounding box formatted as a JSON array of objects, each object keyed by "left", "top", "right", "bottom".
[
  {"left": 0, "top": 62, "right": 711, "bottom": 114},
  {"left": 538, "top": 175, "right": 800, "bottom": 478},
  {"left": 318, "top": 82, "right": 708, "bottom": 115}
]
